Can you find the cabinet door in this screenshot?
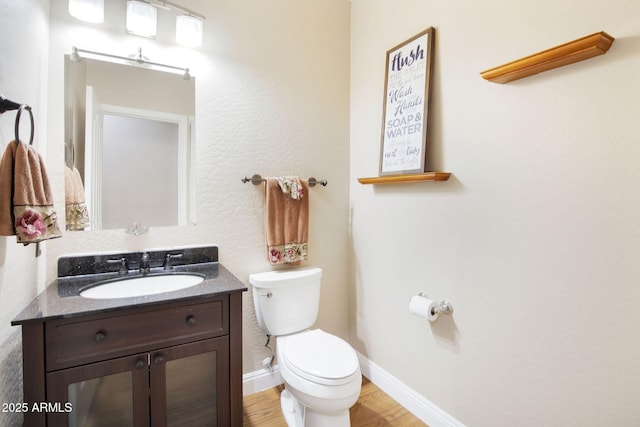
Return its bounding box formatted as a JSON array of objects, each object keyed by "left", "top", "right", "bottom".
[
  {"left": 46, "top": 352, "right": 150, "bottom": 427},
  {"left": 150, "top": 336, "right": 230, "bottom": 427}
]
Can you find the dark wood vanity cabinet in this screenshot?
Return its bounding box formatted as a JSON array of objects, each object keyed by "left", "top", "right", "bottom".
[{"left": 19, "top": 292, "right": 243, "bottom": 427}]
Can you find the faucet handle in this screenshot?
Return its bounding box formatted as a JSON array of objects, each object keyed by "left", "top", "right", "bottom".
[
  {"left": 107, "top": 257, "right": 129, "bottom": 275},
  {"left": 163, "top": 253, "right": 183, "bottom": 270},
  {"left": 139, "top": 252, "right": 151, "bottom": 274}
]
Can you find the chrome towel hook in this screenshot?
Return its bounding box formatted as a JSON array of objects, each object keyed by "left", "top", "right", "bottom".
[
  {"left": 1, "top": 95, "right": 34, "bottom": 145},
  {"left": 0, "top": 94, "right": 21, "bottom": 113}
]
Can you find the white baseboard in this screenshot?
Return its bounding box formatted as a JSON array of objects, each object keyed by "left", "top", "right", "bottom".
[
  {"left": 242, "top": 365, "right": 283, "bottom": 396},
  {"left": 355, "top": 351, "right": 466, "bottom": 427},
  {"left": 242, "top": 353, "right": 464, "bottom": 427}
]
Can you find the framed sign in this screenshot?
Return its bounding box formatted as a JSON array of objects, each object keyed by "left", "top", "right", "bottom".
[{"left": 379, "top": 27, "right": 435, "bottom": 175}]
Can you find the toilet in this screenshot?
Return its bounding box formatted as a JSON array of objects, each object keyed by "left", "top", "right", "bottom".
[{"left": 249, "top": 267, "right": 362, "bottom": 427}]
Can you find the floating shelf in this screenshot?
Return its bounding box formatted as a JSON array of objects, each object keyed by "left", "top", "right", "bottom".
[
  {"left": 480, "top": 31, "right": 614, "bottom": 84},
  {"left": 358, "top": 172, "right": 451, "bottom": 185}
]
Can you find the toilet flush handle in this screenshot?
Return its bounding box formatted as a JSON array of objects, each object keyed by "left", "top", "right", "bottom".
[{"left": 260, "top": 292, "right": 273, "bottom": 298}]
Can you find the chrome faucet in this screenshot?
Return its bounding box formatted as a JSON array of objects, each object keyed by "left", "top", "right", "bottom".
[
  {"left": 139, "top": 252, "right": 151, "bottom": 274},
  {"left": 107, "top": 257, "right": 129, "bottom": 275},
  {"left": 163, "top": 253, "right": 183, "bottom": 270}
]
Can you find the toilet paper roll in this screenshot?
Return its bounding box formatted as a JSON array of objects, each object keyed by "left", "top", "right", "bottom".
[{"left": 409, "top": 295, "right": 439, "bottom": 322}]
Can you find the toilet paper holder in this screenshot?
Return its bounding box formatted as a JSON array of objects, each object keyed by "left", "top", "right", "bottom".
[{"left": 418, "top": 292, "right": 454, "bottom": 316}]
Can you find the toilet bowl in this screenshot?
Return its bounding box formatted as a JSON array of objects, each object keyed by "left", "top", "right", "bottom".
[
  {"left": 249, "top": 268, "right": 362, "bottom": 427},
  {"left": 277, "top": 329, "right": 361, "bottom": 427}
]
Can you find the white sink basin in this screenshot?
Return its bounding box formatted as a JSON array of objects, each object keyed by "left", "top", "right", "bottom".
[{"left": 80, "top": 274, "right": 205, "bottom": 299}]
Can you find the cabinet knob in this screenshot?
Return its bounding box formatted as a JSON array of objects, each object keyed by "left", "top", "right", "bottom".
[
  {"left": 135, "top": 358, "right": 146, "bottom": 369},
  {"left": 94, "top": 331, "right": 107, "bottom": 343},
  {"left": 154, "top": 354, "right": 165, "bottom": 364},
  {"left": 186, "top": 315, "right": 197, "bottom": 325}
]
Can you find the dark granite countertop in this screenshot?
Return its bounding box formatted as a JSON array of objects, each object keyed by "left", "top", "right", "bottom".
[{"left": 12, "top": 250, "right": 247, "bottom": 326}]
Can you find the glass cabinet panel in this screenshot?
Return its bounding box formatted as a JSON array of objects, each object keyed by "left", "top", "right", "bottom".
[
  {"left": 46, "top": 353, "right": 149, "bottom": 426},
  {"left": 151, "top": 337, "right": 230, "bottom": 427},
  {"left": 67, "top": 372, "right": 133, "bottom": 427},
  {"left": 166, "top": 351, "right": 217, "bottom": 426}
]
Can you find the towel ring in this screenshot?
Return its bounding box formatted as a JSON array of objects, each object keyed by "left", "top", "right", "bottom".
[{"left": 15, "top": 104, "right": 34, "bottom": 146}]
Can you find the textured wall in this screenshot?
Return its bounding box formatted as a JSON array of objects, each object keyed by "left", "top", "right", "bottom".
[
  {"left": 44, "top": 0, "right": 351, "bottom": 375},
  {"left": 0, "top": 332, "right": 23, "bottom": 427},
  {"left": 350, "top": 0, "right": 640, "bottom": 426},
  {"left": 0, "top": 1, "right": 49, "bottom": 426}
]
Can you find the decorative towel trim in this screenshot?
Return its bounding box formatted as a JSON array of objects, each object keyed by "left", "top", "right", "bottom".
[
  {"left": 65, "top": 203, "right": 90, "bottom": 230},
  {"left": 14, "top": 205, "right": 62, "bottom": 244},
  {"left": 276, "top": 177, "right": 305, "bottom": 200},
  {"left": 268, "top": 241, "right": 308, "bottom": 265},
  {"left": 65, "top": 165, "right": 90, "bottom": 230}
]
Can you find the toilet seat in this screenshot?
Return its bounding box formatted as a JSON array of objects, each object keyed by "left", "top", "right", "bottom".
[{"left": 280, "top": 329, "right": 360, "bottom": 386}]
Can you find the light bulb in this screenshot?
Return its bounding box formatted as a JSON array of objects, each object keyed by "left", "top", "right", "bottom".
[
  {"left": 126, "top": 0, "right": 157, "bottom": 39},
  {"left": 176, "top": 15, "right": 203, "bottom": 48}
]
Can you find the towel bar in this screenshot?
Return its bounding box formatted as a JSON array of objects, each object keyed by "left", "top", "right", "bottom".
[{"left": 241, "top": 174, "right": 327, "bottom": 187}]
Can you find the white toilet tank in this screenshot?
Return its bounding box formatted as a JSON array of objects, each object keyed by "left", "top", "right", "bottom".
[{"left": 249, "top": 267, "right": 322, "bottom": 336}]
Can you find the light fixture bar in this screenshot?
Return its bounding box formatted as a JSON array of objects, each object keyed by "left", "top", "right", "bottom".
[
  {"left": 71, "top": 46, "right": 191, "bottom": 80},
  {"left": 151, "top": 0, "right": 206, "bottom": 20}
]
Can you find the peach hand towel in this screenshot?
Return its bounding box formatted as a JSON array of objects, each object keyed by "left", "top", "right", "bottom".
[
  {"left": 0, "top": 141, "right": 62, "bottom": 244},
  {"left": 265, "top": 177, "right": 309, "bottom": 265}
]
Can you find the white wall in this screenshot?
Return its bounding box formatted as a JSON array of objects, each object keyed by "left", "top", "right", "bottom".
[
  {"left": 350, "top": 1, "right": 640, "bottom": 426},
  {"left": 0, "top": 2, "right": 50, "bottom": 426}
]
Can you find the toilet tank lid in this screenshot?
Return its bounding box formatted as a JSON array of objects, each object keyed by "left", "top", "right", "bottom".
[{"left": 249, "top": 267, "right": 322, "bottom": 288}]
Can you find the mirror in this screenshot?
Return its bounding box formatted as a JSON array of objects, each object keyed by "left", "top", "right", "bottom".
[{"left": 64, "top": 56, "right": 196, "bottom": 231}]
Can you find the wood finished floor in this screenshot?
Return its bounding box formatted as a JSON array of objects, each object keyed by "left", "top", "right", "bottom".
[{"left": 243, "top": 376, "right": 428, "bottom": 426}]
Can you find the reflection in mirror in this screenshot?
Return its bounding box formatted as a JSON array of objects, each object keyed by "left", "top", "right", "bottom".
[{"left": 64, "top": 55, "right": 196, "bottom": 231}]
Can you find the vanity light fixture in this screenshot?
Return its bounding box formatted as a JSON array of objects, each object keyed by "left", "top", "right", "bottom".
[
  {"left": 176, "top": 14, "right": 204, "bottom": 48},
  {"left": 126, "top": 0, "right": 158, "bottom": 39},
  {"left": 68, "top": 0, "right": 104, "bottom": 24},
  {"left": 69, "top": 0, "right": 206, "bottom": 48}
]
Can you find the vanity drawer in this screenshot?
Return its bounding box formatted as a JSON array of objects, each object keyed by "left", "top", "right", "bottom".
[{"left": 45, "top": 296, "right": 228, "bottom": 371}]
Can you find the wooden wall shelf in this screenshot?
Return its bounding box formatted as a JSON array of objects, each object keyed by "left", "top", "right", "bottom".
[
  {"left": 358, "top": 172, "right": 451, "bottom": 185},
  {"left": 480, "top": 31, "right": 614, "bottom": 84}
]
